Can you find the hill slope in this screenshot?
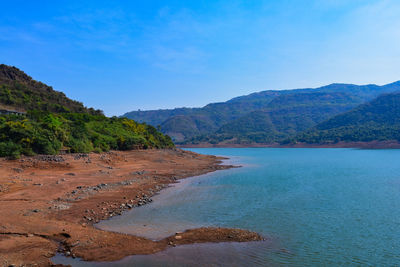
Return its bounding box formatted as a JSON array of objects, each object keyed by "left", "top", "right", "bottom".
[
  {"left": 123, "top": 82, "right": 400, "bottom": 144},
  {"left": 0, "top": 64, "right": 102, "bottom": 114},
  {"left": 0, "top": 65, "right": 174, "bottom": 158},
  {"left": 295, "top": 92, "right": 400, "bottom": 143}
]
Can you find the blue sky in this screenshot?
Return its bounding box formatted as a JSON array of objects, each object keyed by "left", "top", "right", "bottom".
[{"left": 1, "top": 0, "right": 400, "bottom": 115}]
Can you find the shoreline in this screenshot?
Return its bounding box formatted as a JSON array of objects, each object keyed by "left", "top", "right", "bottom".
[
  {"left": 96, "top": 161, "right": 242, "bottom": 241},
  {"left": 0, "top": 149, "right": 262, "bottom": 267},
  {"left": 178, "top": 140, "right": 400, "bottom": 149}
]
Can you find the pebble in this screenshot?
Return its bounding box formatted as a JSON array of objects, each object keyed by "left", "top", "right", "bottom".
[{"left": 37, "top": 155, "right": 65, "bottom": 162}]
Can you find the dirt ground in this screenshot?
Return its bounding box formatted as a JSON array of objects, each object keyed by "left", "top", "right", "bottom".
[{"left": 0, "top": 149, "right": 262, "bottom": 267}]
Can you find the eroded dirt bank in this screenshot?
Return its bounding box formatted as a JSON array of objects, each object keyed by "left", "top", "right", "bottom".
[{"left": 0, "top": 149, "right": 262, "bottom": 267}]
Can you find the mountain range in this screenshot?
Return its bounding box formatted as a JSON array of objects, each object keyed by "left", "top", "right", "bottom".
[
  {"left": 123, "top": 81, "right": 400, "bottom": 146},
  {"left": 296, "top": 92, "right": 400, "bottom": 144}
]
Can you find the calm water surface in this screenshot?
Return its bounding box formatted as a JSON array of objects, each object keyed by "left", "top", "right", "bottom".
[{"left": 53, "top": 148, "right": 400, "bottom": 266}]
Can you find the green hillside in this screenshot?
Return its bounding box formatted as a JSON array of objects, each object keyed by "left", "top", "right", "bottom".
[
  {"left": 295, "top": 92, "right": 400, "bottom": 143},
  {"left": 124, "top": 92, "right": 280, "bottom": 141},
  {"left": 187, "top": 92, "right": 362, "bottom": 144},
  {"left": 122, "top": 92, "right": 279, "bottom": 142},
  {"left": 0, "top": 64, "right": 101, "bottom": 114},
  {"left": 124, "top": 82, "right": 400, "bottom": 144},
  {"left": 0, "top": 65, "right": 174, "bottom": 158}
]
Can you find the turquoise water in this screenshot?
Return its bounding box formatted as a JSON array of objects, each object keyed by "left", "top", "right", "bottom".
[{"left": 53, "top": 148, "right": 400, "bottom": 266}]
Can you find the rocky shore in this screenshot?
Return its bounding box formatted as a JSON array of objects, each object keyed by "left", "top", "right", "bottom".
[{"left": 0, "top": 149, "right": 262, "bottom": 266}]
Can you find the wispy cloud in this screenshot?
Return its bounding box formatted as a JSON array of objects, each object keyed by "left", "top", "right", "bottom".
[{"left": 0, "top": 26, "right": 44, "bottom": 44}]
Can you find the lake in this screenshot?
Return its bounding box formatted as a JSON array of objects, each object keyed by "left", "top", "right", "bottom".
[{"left": 53, "top": 148, "right": 400, "bottom": 266}]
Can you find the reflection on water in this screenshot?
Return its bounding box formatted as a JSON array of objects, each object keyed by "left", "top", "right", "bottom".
[{"left": 53, "top": 148, "right": 400, "bottom": 266}]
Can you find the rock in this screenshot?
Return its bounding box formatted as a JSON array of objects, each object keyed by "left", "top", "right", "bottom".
[
  {"left": 175, "top": 235, "right": 182, "bottom": 240},
  {"left": 37, "top": 155, "right": 65, "bottom": 162},
  {"left": 74, "top": 154, "right": 88, "bottom": 160},
  {"left": 70, "top": 241, "right": 80, "bottom": 247},
  {"left": 12, "top": 168, "right": 23, "bottom": 173}
]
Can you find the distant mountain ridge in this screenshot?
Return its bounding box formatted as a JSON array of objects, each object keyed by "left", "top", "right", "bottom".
[
  {"left": 295, "top": 92, "right": 400, "bottom": 144},
  {"left": 123, "top": 81, "right": 400, "bottom": 145}
]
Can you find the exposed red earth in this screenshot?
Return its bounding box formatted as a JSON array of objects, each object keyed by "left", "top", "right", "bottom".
[{"left": 0, "top": 149, "right": 262, "bottom": 267}]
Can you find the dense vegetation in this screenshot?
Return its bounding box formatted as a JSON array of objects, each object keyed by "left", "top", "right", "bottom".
[
  {"left": 0, "top": 65, "right": 174, "bottom": 158},
  {"left": 187, "top": 92, "right": 363, "bottom": 144},
  {"left": 124, "top": 82, "right": 400, "bottom": 145},
  {"left": 0, "top": 64, "right": 102, "bottom": 114},
  {"left": 294, "top": 93, "right": 400, "bottom": 143}
]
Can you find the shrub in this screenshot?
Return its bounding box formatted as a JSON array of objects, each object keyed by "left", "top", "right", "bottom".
[{"left": 0, "top": 141, "right": 22, "bottom": 159}]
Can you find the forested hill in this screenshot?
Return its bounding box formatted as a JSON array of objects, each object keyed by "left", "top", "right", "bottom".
[
  {"left": 123, "top": 81, "right": 400, "bottom": 145},
  {"left": 294, "top": 92, "right": 400, "bottom": 144},
  {"left": 0, "top": 64, "right": 174, "bottom": 158},
  {"left": 0, "top": 64, "right": 101, "bottom": 114}
]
